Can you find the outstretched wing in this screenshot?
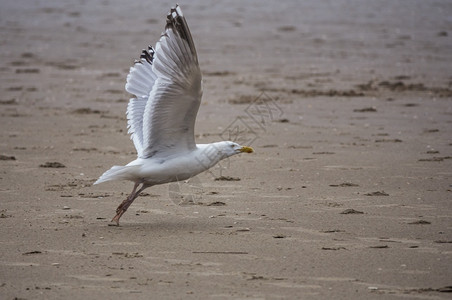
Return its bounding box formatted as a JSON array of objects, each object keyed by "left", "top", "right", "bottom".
[
  {"left": 125, "top": 46, "right": 158, "bottom": 157},
  {"left": 125, "top": 5, "right": 202, "bottom": 159}
]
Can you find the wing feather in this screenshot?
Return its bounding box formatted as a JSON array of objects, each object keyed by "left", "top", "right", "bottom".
[
  {"left": 123, "top": 5, "right": 202, "bottom": 159},
  {"left": 126, "top": 97, "right": 147, "bottom": 156},
  {"left": 125, "top": 47, "right": 158, "bottom": 157},
  {"left": 139, "top": 5, "right": 202, "bottom": 158}
]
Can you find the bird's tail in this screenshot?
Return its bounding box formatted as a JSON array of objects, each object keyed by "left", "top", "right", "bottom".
[{"left": 93, "top": 165, "right": 140, "bottom": 185}]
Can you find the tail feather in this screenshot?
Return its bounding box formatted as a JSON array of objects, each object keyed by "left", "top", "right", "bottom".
[{"left": 93, "top": 165, "right": 140, "bottom": 185}]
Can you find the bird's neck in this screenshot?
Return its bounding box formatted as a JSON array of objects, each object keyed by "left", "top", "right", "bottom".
[{"left": 194, "top": 143, "right": 231, "bottom": 170}]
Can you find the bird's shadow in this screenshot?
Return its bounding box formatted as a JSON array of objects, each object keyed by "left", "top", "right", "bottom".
[{"left": 101, "top": 216, "right": 221, "bottom": 234}]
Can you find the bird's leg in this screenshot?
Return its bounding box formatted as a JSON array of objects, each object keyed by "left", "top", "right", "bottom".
[{"left": 111, "top": 182, "right": 147, "bottom": 225}]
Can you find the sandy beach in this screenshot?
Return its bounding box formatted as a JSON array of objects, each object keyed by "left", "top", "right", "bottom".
[{"left": 1, "top": 0, "right": 451, "bottom": 299}]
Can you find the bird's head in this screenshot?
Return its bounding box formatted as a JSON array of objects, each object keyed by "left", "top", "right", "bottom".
[{"left": 220, "top": 141, "right": 254, "bottom": 157}]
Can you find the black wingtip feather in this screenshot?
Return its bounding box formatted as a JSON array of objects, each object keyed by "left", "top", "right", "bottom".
[
  {"left": 139, "top": 46, "right": 155, "bottom": 64},
  {"left": 165, "top": 5, "right": 198, "bottom": 62},
  {"left": 134, "top": 5, "right": 196, "bottom": 66}
]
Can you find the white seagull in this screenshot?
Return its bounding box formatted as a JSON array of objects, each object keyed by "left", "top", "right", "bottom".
[{"left": 94, "top": 5, "right": 254, "bottom": 225}]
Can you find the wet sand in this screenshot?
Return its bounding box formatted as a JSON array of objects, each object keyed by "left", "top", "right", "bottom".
[{"left": 1, "top": 0, "right": 451, "bottom": 299}]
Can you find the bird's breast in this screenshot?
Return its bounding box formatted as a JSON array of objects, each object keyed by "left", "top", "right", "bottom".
[{"left": 138, "top": 154, "right": 208, "bottom": 185}]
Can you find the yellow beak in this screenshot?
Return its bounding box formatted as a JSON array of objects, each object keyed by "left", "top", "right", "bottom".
[{"left": 239, "top": 146, "right": 254, "bottom": 153}]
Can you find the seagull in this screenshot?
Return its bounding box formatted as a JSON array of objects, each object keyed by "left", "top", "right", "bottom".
[{"left": 94, "top": 5, "right": 254, "bottom": 225}]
